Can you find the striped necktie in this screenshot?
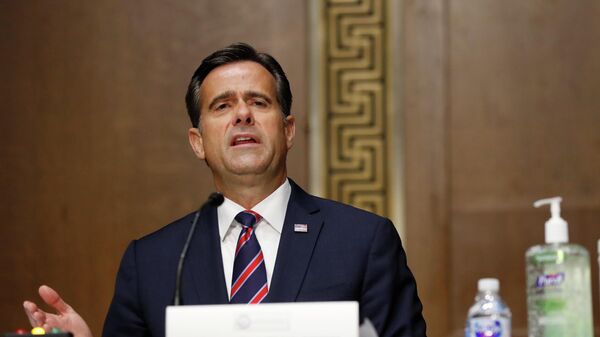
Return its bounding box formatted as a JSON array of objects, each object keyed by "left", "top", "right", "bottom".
[{"left": 230, "top": 210, "right": 269, "bottom": 303}]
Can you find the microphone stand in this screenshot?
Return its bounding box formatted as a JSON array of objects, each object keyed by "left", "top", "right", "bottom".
[{"left": 173, "top": 192, "right": 224, "bottom": 305}]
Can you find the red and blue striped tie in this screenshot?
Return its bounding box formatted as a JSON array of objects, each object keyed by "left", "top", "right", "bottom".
[{"left": 230, "top": 210, "right": 269, "bottom": 303}]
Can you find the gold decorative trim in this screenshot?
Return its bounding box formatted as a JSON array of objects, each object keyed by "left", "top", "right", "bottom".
[{"left": 309, "top": 0, "right": 404, "bottom": 236}]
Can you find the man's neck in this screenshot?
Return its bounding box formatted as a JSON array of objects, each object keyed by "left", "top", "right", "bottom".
[{"left": 214, "top": 173, "right": 287, "bottom": 209}]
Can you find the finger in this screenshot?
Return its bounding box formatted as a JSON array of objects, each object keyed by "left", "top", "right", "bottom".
[
  {"left": 23, "top": 301, "right": 44, "bottom": 327},
  {"left": 44, "top": 314, "right": 61, "bottom": 330},
  {"left": 42, "top": 316, "right": 59, "bottom": 332},
  {"left": 38, "top": 285, "right": 72, "bottom": 314},
  {"left": 46, "top": 310, "right": 94, "bottom": 337},
  {"left": 23, "top": 301, "right": 39, "bottom": 327},
  {"left": 33, "top": 310, "right": 47, "bottom": 325}
]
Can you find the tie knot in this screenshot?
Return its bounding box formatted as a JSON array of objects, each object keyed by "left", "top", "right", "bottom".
[{"left": 235, "top": 210, "right": 261, "bottom": 229}]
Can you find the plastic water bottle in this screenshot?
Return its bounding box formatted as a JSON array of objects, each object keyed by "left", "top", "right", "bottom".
[{"left": 465, "top": 278, "right": 511, "bottom": 337}]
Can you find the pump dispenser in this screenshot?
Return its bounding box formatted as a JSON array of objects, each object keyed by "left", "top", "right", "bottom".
[
  {"left": 533, "top": 197, "right": 568, "bottom": 244},
  {"left": 526, "top": 196, "right": 593, "bottom": 337}
]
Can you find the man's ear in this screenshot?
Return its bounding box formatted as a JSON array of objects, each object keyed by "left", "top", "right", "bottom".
[
  {"left": 188, "top": 127, "right": 206, "bottom": 160},
  {"left": 284, "top": 115, "right": 296, "bottom": 149}
]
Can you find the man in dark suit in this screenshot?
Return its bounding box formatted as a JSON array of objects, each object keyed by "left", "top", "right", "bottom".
[{"left": 24, "top": 43, "right": 426, "bottom": 337}]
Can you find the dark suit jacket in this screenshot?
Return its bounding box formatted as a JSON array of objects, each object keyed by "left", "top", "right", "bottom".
[{"left": 103, "top": 180, "right": 426, "bottom": 337}]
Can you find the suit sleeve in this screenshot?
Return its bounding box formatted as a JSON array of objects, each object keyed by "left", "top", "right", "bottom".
[
  {"left": 102, "top": 240, "right": 151, "bottom": 337},
  {"left": 360, "top": 218, "right": 427, "bottom": 337}
]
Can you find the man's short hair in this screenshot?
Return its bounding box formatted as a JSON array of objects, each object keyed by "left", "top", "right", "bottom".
[{"left": 185, "top": 42, "right": 293, "bottom": 128}]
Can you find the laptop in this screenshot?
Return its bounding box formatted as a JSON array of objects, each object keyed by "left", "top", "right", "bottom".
[{"left": 166, "top": 301, "right": 358, "bottom": 337}]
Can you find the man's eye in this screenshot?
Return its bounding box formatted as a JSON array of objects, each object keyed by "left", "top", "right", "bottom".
[
  {"left": 251, "top": 100, "right": 267, "bottom": 107},
  {"left": 215, "top": 103, "right": 229, "bottom": 110}
]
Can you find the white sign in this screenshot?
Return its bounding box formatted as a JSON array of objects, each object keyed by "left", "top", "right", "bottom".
[{"left": 166, "top": 301, "right": 358, "bottom": 337}]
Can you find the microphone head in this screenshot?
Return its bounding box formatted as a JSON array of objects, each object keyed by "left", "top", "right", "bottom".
[{"left": 208, "top": 192, "right": 224, "bottom": 206}]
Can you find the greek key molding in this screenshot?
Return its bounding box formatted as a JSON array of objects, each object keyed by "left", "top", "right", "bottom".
[{"left": 310, "top": 0, "right": 404, "bottom": 233}]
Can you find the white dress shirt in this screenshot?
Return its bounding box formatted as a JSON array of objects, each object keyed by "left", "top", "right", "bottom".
[{"left": 217, "top": 179, "right": 291, "bottom": 299}]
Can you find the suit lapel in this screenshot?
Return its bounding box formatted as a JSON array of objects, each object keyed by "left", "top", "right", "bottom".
[
  {"left": 266, "top": 180, "right": 323, "bottom": 302},
  {"left": 185, "top": 204, "right": 229, "bottom": 305}
]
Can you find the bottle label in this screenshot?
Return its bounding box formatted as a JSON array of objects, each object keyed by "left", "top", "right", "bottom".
[
  {"left": 466, "top": 317, "right": 511, "bottom": 337},
  {"left": 535, "top": 272, "right": 565, "bottom": 288}
]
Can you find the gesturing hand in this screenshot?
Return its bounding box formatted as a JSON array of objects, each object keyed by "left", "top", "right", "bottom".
[{"left": 23, "top": 285, "right": 94, "bottom": 337}]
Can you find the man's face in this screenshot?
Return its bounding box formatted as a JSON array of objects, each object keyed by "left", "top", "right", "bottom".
[{"left": 189, "top": 61, "right": 295, "bottom": 184}]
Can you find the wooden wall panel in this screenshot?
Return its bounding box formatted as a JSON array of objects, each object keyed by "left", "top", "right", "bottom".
[
  {"left": 405, "top": 0, "right": 600, "bottom": 336},
  {"left": 403, "top": 0, "right": 450, "bottom": 336},
  {"left": 0, "top": 1, "right": 307, "bottom": 334},
  {"left": 449, "top": 1, "right": 600, "bottom": 335}
]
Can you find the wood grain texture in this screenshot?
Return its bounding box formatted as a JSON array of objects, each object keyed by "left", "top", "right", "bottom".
[
  {"left": 0, "top": 1, "right": 307, "bottom": 334},
  {"left": 405, "top": 0, "right": 600, "bottom": 336},
  {"left": 448, "top": 0, "right": 600, "bottom": 335},
  {"left": 403, "top": 0, "right": 451, "bottom": 336}
]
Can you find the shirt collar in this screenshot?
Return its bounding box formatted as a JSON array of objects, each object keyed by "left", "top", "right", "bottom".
[{"left": 217, "top": 178, "right": 291, "bottom": 241}]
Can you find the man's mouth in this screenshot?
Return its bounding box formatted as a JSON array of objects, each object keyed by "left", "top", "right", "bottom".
[{"left": 231, "top": 135, "right": 259, "bottom": 146}]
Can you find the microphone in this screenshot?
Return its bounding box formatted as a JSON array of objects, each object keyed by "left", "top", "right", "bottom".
[{"left": 173, "top": 192, "right": 224, "bottom": 305}]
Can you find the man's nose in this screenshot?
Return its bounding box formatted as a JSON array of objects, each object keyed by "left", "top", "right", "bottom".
[{"left": 233, "top": 103, "right": 254, "bottom": 126}]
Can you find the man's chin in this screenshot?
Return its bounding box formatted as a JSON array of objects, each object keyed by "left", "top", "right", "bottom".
[{"left": 226, "top": 163, "right": 270, "bottom": 176}]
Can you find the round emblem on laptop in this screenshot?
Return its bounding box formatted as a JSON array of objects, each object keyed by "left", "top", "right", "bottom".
[{"left": 235, "top": 314, "right": 251, "bottom": 330}]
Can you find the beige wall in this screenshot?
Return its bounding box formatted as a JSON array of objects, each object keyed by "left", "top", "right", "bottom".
[{"left": 0, "top": 1, "right": 307, "bottom": 334}]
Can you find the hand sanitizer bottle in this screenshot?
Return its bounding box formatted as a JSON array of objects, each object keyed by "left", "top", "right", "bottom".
[{"left": 526, "top": 197, "right": 593, "bottom": 337}]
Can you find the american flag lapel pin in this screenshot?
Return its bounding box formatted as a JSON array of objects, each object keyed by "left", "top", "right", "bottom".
[{"left": 294, "top": 223, "right": 308, "bottom": 233}]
